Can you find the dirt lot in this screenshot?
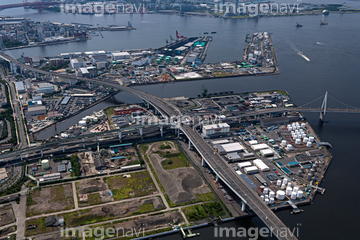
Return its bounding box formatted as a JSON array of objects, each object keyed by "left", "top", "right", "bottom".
[
  {"left": 109, "top": 148, "right": 140, "bottom": 169},
  {"left": 26, "top": 184, "right": 74, "bottom": 217},
  {"left": 76, "top": 178, "right": 113, "bottom": 207},
  {"left": 105, "top": 171, "right": 157, "bottom": 200},
  {"left": 64, "top": 196, "right": 164, "bottom": 228},
  {"left": 0, "top": 204, "right": 15, "bottom": 227},
  {"left": 0, "top": 225, "right": 16, "bottom": 239},
  {"left": 144, "top": 141, "right": 213, "bottom": 205}
]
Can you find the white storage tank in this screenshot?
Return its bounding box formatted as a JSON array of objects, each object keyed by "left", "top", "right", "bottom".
[
  {"left": 283, "top": 178, "right": 288, "bottom": 185},
  {"left": 276, "top": 180, "right": 282, "bottom": 186},
  {"left": 276, "top": 190, "right": 285, "bottom": 200},
  {"left": 265, "top": 198, "right": 269, "bottom": 205},
  {"left": 269, "top": 191, "right": 275, "bottom": 198},
  {"left": 293, "top": 186, "right": 299, "bottom": 193},
  {"left": 303, "top": 137, "right": 309, "bottom": 143},
  {"left": 41, "top": 159, "right": 50, "bottom": 169},
  {"left": 291, "top": 192, "right": 297, "bottom": 200},
  {"left": 297, "top": 191, "right": 303, "bottom": 198},
  {"left": 281, "top": 183, "right": 286, "bottom": 189},
  {"left": 270, "top": 197, "right": 275, "bottom": 204},
  {"left": 309, "top": 136, "right": 315, "bottom": 142},
  {"left": 281, "top": 140, "right": 287, "bottom": 147},
  {"left": 288, "top": 126, "right": 293, "bottom": 131},
  {"left": 295, "top": 139, "right": 301, "bottom": 145},
  {"left": 301, "top": 123, "right": 306, "bottom": 128},
  {"left": 261, "top": 195, "right": 265, "bottom": 200},
  {"left": 306, "top": 142, "right": 312, "bottom": 147},
  {"left": 287, "top": 144, "right": 293, "bottom": 150},
  {"left": 286, "top": 187, "right": 292, "bottom": 195},
  {"left": 287, "top": 182, "right": 292, "bottom": 187},
  {"left": 302, "top": 133, "right": 307, "bottom": 139},
  {"left": 263, "top": 188, "right": 269, "bottom": 194}
]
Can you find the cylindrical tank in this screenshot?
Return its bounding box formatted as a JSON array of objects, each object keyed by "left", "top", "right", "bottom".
[
  {"left": 288, "top": 126, "right": 293, "bottom": 131},
  {"left": 287, "top": 182, "right": 292, "bottom": 187},
  {"left": 286, "top": 187, "right": 293, "bottom": 195},
  {"left": 265, "top": 194, "right": 269, "bottom": 199},
  {"left": 281, "top": 140, "right": 287, "bottom": 146},
  {"left": 276, "top": 190, "right": 285, "bottom": 200},
  {"left": 264, "top": 188, "right": 269, "bottom": 194},
  {"left": 291, "top": 192, "right": 297, "bottom": 200},
  {"left": 306, "top": 142, "right": 312, "bottom": 147},
  {"left": 307, "top": 174, "right": 313, "bottom": 181},
  {"left": 261, "top": 195, "right": 265, "bottom": 200},
  {"left": 287, "top": 144, "right": 293, "bottom": 150},
  {"left": 265, "top": 198, "right": 269, "bottom": 205},
  {"left": 300, "top": 166, "right": 305, "bottom": 172},
  {"left": 296, "top": 125, "right": 300, "bottom": 130},
  {"left": 302, "top": 133, "right": 307, "bottom": 139},
  {"left": 41, "top": 159, "right": 50, "bottom": 169},
  {"left": 269, "top": 191, "right": 275, "bottom": 198},
  {"left": 283, "top": 178, "right": 288, "bottom": 185},
  {"left": 281, "top": 183, "right": 286, "bottom": 189},
  {"left": 303, "top": 137, "right": 309, "bottom": 143},
  {"left": 277, "top": 180, "right": 282, "bottom": 186},
  {"left": 301, "top": 123, "right": 306, "bottom": 128},
  {"left": 293, "top": 186, "right": 299, "bottom": 193},
  {"left": 295, "top": 139, "right": 301, "bottom": 145},
  {"left": 309, "top": 136, "right": 315, "bottom": 142},
  {"left": 297, "top": 191, "right": 304, "bottom": 198},
  {"left": 310, "top": 168, "right": 316, "bottom": 174},
  {"left": 270, "top": 198, "right": 275, "bottom": 204}
]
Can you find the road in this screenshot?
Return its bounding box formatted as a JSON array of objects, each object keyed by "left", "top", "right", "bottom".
[{"left": 0, "top": 68, "right": 28, "bottom": 149}]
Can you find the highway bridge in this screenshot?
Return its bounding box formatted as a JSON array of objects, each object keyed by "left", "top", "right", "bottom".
[
  {"left": 0, "top": 1, "right": 60, "bottom": 11},
  {"left": 0, "top": 50, "right": 302, "bottom": 239}
]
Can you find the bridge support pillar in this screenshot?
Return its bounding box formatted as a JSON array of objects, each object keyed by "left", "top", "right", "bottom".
[
  {"left": 96, "top": 136, "right": 99, "bottom": 142},
  {"left": 83, "top": 144, "right": 85, "bottom": 148},
  {"left": 177, "top": 128, "right": 180, "bottom": 138},
  {"left": 201, "top": 158, "right": 206, "bottom": 166},
  {"left": 215, "top": 174, "right": 219, "bottom": 182},
  {"left": 52, "top": 75, "right": 55, "bottom": 83},
  {"left": 139, "top": 127, "right": 143, "bottom": 136},
  {"left": 88, "top": 82, "right": 91, "bottom": 89},
  {"left": 40, "top": 150, "right": 43, "bottom": 157},
  {"left": 188, "top": 140, "right": 192, "bottom": 150},
  {"left": 242, "top": 202, "right": 246, "bottom": 212},
  {"left": 238, "top": 117, "right": 241, "bottom": 124},
  {"left": 118, "top": 131, "right": 122, "bottom": 142},
  {"left": 20, "top": 67, "right": 23, "bottom": 75},
  {"left": 69, "top": 79, "right": 72, "bottom": 86},
  {"left": 320, "top": 91, "right": 328, "bottom": 122},
  {"left": 20, "top": 154, "right": 22, "bottom": 161},
  {"left": 36, "top": 72, "right": 39, "bottom": 79},
  {"left": 160, "top": 125, "right": 163, "bottom": 137},
  {"left": 97, "top": 142, "right": 100, "bottom": 152},
  {"left": 62, "top": 146, "right": 65, "bottom": 152}
]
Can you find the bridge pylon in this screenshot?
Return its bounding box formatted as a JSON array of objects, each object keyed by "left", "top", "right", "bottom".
[{"left": 320, "top": 91, "right": 328, "bottom": 121}]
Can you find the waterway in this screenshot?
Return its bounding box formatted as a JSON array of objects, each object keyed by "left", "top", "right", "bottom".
[{"left": 1, "top": 2, "right": 360, "bottom": 239}]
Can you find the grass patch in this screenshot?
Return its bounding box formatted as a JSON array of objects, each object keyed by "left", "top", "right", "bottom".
[
  {"left": 195, "top": 192, "right": 216, "bottom": 202},
  {"left": 203, "top": 201, "right": 225, "bottom": 217},
  {"left": 182, "top": 204, "right": 209, "bottom": 222},
  {"left": 105, "top": 171, "right": 156, "bottom": 200},
  {"left": 104, "top": 107, "right": 115, "bottom": 126},
  {"left": 25, "top": 217, "right": 48, "bottom": 236},
  {"left": 139, "top": 144, "right": 148, "bottom": 153},
  {"left": 132, "top": 203, "right": 155, "bottom": 215},
  {"left": 87, "top": 192, "right": 102, "bottom": 205}
]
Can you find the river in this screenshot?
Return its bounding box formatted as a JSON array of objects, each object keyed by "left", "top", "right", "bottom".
[{"left": 1, "top": 1, "right": 360, "bottom": 239}]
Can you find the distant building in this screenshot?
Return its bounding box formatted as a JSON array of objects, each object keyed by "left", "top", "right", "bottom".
[
  {"left": 37, "top": 83, "right": 55, "bottom": 94},
  {"left": 91, "top": 54, "right": 108, "bottom": 64},
  {"left": 70, "top": 58, "right": 86, "bottom": 69},
  {"left": 49, "top": 58, "right": 65, "bottom": 67},
  {"left": 45, "top": 216, "right": 56, "bottom": 227},
  {"left": 202, "top": 123, "right": 230, "bottom": 136},
  {"left": 111, "top": 52, "right": 130, "bottom": 61},
  {"left": 94, "top": 157, "right": 107, "bottom": 170},
  {"left": 15, "top": 81, "right": 26, "bottom": 94},
  {"left": 25, "top": 105, "right": 46, "bottom": 119}
]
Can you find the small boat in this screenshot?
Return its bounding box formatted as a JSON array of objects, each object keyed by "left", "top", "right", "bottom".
[
  {"left": 211, "top": 31, "right": 217, "bottom": 34},
  {"left": 296, "top": 22, "right": 303, "bottom": 28},
  {"left": 204, "top": 32, "right": 208, "bottom": 34},
  {"left": 320, "top": 21, "right": 328, "bottom": 26}
]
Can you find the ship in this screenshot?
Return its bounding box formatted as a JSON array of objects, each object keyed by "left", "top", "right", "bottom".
[
  {"left": 320, "top": 21, "right": 328, "bottom": 26},
  {"left": 296, "top": 22, "right": 303, "bottom": 28},
  {"left": 322, "top": 10, "right": 329, "bottom": 15}
]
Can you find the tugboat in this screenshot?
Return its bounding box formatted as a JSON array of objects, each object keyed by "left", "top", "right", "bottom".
[
  {"left": 296, "top": 22, "right": 303, "bottom": 28},
  {"left": 320, "top": 21, "right": 328, "bottom": 26}
]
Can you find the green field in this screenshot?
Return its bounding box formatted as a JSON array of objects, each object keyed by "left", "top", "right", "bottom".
[
  {"left": 105, "top": 171, "right": 156, "bottom": 200},
  {"left": 182, "top": 201, "right": 225, "bottom": 222}
]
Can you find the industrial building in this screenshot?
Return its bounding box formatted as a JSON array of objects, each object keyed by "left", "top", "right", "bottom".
[
  {"left": 253, "top": 159, "right": 270, "bottom": 172},
  {"left": 39, "top": 173, "right": 61, "bottom": 182},
  {"left": 15, "top": 81, "right": 26, "bottom": 94},
  {"left": 220, "top": 142, "right": 245, "bottom": 153},
  {"left": 37, "top": 83, "right": 55, "bottom": 94},
  {"left": 260, "top": 149, "right": 274, "bottom": 157},
  {"left": 61, "top": 96, "right": 71, "bottom": 105},
  {"left": 202, "top": 123, "right": 230, "bottom": 136},
  {"left": 111, "top": 52, "right": 130, "bottom": 61},
  {"left": 70, "top": 58, "right": 86, "bottom": 69},
  {"left": 251, "top": 143, "right": 270, "bottom": 151},
  {"left": 226, "top": 152, "right": 242, "bottom": 162},
  {"left": 243, "top": 166, "right": 259, "bottom": 175},
  {"left": 26, "top": 105, "right": 46, "bottom": 119},
  {"left": 57, "top": 165, "right": 66, "bottom": 173},
  {"left": 238, "top": 161, "right": 252, "bottom": 169}
]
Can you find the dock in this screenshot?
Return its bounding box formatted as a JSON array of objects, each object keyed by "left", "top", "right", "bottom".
[
  {"left": 287, "top": 200, "right": 304, "bottom": 214},
  {"left": 180, "top": 226, "right": 200, "bottom": 239}
]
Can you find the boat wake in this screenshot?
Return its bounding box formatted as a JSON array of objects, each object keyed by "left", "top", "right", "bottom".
[{"left": 291, "top": 44, "right": 310, "bottom": 62}]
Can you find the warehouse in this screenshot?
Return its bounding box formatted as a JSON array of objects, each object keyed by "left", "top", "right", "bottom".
[
  {"left": 260, "top": 149, "right": 274, "bottom": 157},
  {"left": 202, "top": 123, "right": 230, "bottom": 136},
  {"left": 211, "top": 139, "right": 230, "bottom": 145},
  {"left": 253, "top": 159, "right": 270, "bottom": 172},
  {"left": 226, "top": 152, "right": 242, "bottom": 162},
  {"left": 61, "top": 96, "right": 71, "bottom": 105},
  {"left": 240, "top": 152, "right": 256, "bottom": 160},
  {"left": 70, "top": 58, "right": 86, "bottom": 69},
  {"left": 26, "top": 105, "right": 46, "bottom": 118},
  {"left": 111, "top": 52, "right": 130, "bottom": 61},
  {"left": 251, "top": 143, "right": 270, "bottom": 151},
  {"left": 249, "top": 140, "right": 258, "bottom": 145},
  {"left": 37, "top": 83, "right": 55, "bottom": 94},
  {"left": 15, "top": 81, "right": 26, "bottom": 93},
  {"left": 243, "top": 166, "right": 258, "bottom": 175},
  {"left": 238, "top": 161, "right": 252, "bottom": 169},
  {"left": 220, "top": 142, "right": 245, "bottom": 153}
]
